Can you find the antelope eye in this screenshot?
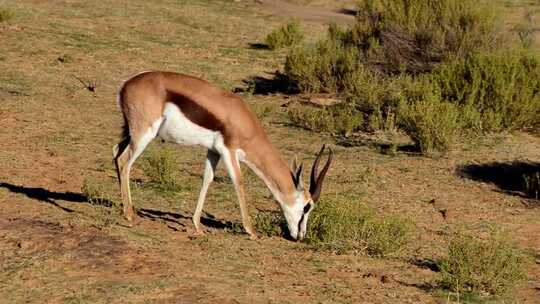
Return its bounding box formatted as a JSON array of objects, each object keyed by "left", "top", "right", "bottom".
[{"left": 303, "top": 203, "right": 312, "bottom": 214}]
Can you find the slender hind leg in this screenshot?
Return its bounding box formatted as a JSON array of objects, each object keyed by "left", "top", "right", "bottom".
[
  {"left": 113, "top": 122, "right": 161, "bottom": 223},
  {"left": 222, "top": 149, "right": 257, "bottom": 239},
  {"left": 192, "top": 150, "right": 220, "bottom": 234}
]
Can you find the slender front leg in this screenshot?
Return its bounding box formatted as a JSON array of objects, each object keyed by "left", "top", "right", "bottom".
[
  {"left": 222, "top": 149, "right": 257, "bottom": 239},
  {"left": 192, "top": 150, "right": 220, "bottom": 234}
]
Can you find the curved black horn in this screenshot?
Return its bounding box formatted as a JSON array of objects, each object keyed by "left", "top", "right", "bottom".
[
  {"left": 309, "top": 145, "right": 325, "bottom": 193},
  {"left": 309, "top": 145, "right": 333, "bottom": 202}
]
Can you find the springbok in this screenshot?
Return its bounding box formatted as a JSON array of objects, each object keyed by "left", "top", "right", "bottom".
[{"left": 113, "top": 71, "right": 332, "bottom": 240}]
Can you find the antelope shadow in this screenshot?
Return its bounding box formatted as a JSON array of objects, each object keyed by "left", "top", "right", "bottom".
[
  {"left": 0, "top": 182, "right": 237, "bottom": 230},
  {"left": 0, "top": 182, "right": 95, "bottom": 213},
  {"left": 137, "top": 208, "right": 241, "bottom": 231}
]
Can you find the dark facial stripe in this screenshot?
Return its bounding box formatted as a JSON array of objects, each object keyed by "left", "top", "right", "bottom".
[
  {"left": 303, "top": 202, "right": 312, "bottom": 214},
  {"left": 297, "top": 212, "right": 305, "bottom": 237}
]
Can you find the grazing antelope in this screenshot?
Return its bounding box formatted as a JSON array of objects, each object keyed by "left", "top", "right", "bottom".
[{"left": 113, "top": 71, "right": 332, "bottom": 240}]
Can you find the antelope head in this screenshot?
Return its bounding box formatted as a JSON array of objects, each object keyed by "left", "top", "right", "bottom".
[{"left": 283, "top": 145, "right": 333, "bottom": 240}]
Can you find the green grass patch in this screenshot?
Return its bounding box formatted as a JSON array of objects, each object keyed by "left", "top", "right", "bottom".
[
  {"left": 253, "top": 199, "right": 414, "bottom": 257},
  {"left": 81, "top": 178, "right": 115, "bottom": 207},
  {"left": 305, "top": 198, "right": 415, "bottom": 257},
  {"left": 265, "top": 20, "right": 304, "bottom": 50},
  {"left": 81, "top": 179, "right": 120, "bottom": 228},
  {"left": 287, "top": 103, "right": 363, "bottom": 136},
  {"left": 350, "top": 0, "right": 503, "bottom": 74},
  {"left": 430, "top": 50, "right": 540, "bottom": 132},
  {"left": 141, "top": 148, "right": 181, "bottom": 194},
  {"left": 0, "top": 7, "right": 14, "bottom": 23},
  {"left": 438, "top": 230, "right": 530, "bottom": 297},
  {"left": 254, "top": 211, "right": 287, "bottom": 237},
  {"left": 280, "top": 0, "right": 540, "bottom": 154},
  {"left": 397, "top": 77, "right": 463, "bottom": 154}
]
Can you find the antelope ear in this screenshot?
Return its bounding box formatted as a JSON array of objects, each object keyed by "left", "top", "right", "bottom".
[
  {"left": 291, "top": 163, "right": 304, "bottom": 191},
  {"left": 290, "top": 155, "right": 299, "bottom": 172}
]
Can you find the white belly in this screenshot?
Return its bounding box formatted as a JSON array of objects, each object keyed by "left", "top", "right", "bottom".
[{"left": 158, "top": 102, "right": 221, "bottom": 149}]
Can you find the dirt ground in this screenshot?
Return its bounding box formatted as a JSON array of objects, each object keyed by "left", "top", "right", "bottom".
[{"left": 1, "top": 0, "right": 539, "bottom": 303}]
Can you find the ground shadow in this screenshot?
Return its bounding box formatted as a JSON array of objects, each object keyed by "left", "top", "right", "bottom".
[
  {"left": 336, "top": 8, "right": 357, "bottom": 16},
  {"left": 409, "top": 258, "right": 441, "bottom": 272},
  {"left": 0, "top": 182, "right": 114, "bottom": 213},
  {"left": 233, "top": 71, "right": 297, "bottom": 95},
  {"left": 137, "top": 208, "right": 242, "bottom": 232},
  {"left": 248, "top": 43, "right": 270, "bottom": 50},
  {"left": 457, "top": 161, "right": 540, "bottom": 202},
  {"left": 336, "top": 136, "right": 422, "bottom": 155}
]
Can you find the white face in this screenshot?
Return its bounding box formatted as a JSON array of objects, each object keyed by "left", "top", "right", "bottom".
[{"left": 281, "top": 191, "right": 314, "bottom": 241}]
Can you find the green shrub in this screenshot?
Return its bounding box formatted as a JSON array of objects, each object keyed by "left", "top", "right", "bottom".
[
  {"left": 0, "top": 8, "right": 14, "bottom": 23},
  {"left": 280, "top": 0, "right": 540, "bottom": 155},
  {"left": 350, "top": 0, "right": 503, "bottom": 74},
  {"left": 254, "top": 211, "right": 287, "bottom": 237},
  {"left": 82, "top": 179, "right": 120, "bottom": 228},
  {"left": 82, "top": 179, "right": 114, "bottom": 207},
  {"left": 430, "top": 50, "right": 540, "bottom": 132},
  {"left": 265, "top": 20, "right": 304, "bottom": 50},
  {"left": 305, "top": 198, "right": 415, "bottom": 256},
  {"left": 439, "top": 230, "right": 529, "bottom": 296},
  {"left": 287, "top": 103, "right": 363, "bottom": 136},
  {"left": 142, "top": 148, "right": 180, "bottom": 193},
  {"left": 397, "top": 78, "right": 462, "bottom": 154},
  {"left": 285, "top": 37, "right": 360, "bottom": 93},
  {"left": 523, "top": 171, "right": 540, "bottom": 199}
]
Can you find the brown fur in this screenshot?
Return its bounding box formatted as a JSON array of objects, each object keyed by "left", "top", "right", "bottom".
[
  {"left": 114, "top": 71, "right": 311, "bottom": 238},
  {"left": 118, "top": 71, "right": 298, "bottom": 204}
]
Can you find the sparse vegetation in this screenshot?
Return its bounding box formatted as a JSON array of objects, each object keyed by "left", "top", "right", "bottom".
[
  {"left": 254, "top": 211, "right": 287, "bottom": 237},
  {"left": 305, "top": 198, "right": 415, "bottom": 256},
  {"left": 265, "top": 19, "right": 304, "bottom": 50},
  {"left": 283, "top": 0, "right": 540, "bottom": 154},
  {"left": 253, "top": 198, "right": 414, "bottom": 257},
  {"left": 287, "top": 103, "right": 363, "bottom": 136},
  {"left": 141, "top": 148, "right": 180, "bottom": 193},
  {"left": 350, "top": 0, "right": 503, "bottom": 74},
  {"left": 438, "top": 230, "right": 529, "bottom": 297},
  {"left": 82, "top": 179, "right": 115, "bottom": 207},
  {"left": 2, "top": 0, "right": 540, "bottom": 302},
  {"left": 397, "top": 83, "right": 462, "bottom": 154},
  {"left": 0, "top": 8, "right": 14, "bottom": 23},
  {"left": 82, "top": 179, "right": 120, "bottom": 228}
]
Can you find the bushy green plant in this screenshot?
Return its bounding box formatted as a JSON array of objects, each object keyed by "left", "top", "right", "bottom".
[
  {"left": 82, "top": 179, "right": 120, "bottom": 228},
  {"left": 281, "top": 0, "right": 540, "bottom": 154},
  {"left": 430, "top": 50, "right": 540, "bottom": 132},
  {"left": 360, "top": 214, "right": 415, "bottom": 257},
  {"left": 254, "top": 211, "right": 287, "bottom": 237},
  {"left": 0, "top": 8, "right": 14, "bottom": 23},
  {"left": 397, "top": 78, "right": 462, "bottom": 154},
  {"left": 350, "top": 0, "right": 503, "bottom": 74},
  {"left": 265, "top": 20, "right": 304, "bottom": 50},
  {"left": 82, "top": 178, "right": 114, "bottom": 207},
  {"left": 142, "top": 148, "right": 180, "bottom": 193},
  {"left": 439, "top": 230, "right": 529, "bottom": 296},
  {"left": 285, "top": 37, "right": 359, "bottom": 93},
  {"left": 305, "top": 198, "right": 415, "bottom": 256},
  {"left": 287, "top": 103, "right": 363, "bottom": 136}
]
